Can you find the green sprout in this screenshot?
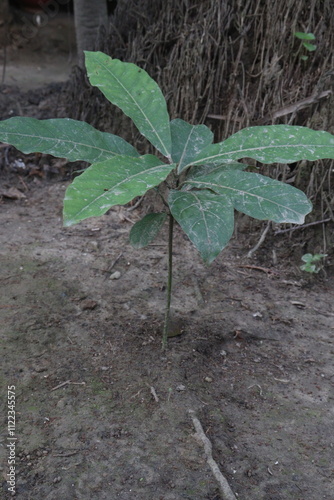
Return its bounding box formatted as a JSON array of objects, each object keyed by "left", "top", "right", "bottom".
[
  {"left": 294, "top": 32, "right": 317, "bottom": 61},
  {"left": 300, "top": 253, "right": 327, "bottom": 273}
]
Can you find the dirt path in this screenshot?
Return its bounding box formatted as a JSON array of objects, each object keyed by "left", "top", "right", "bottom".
[
  {"left": 1, "top": 11, "right": 75, "bottom": 90},
  {"left": 0, "top": 179, "right": 333, "bottom": 499}
]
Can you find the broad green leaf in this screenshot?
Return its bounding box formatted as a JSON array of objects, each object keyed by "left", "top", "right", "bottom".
[
  {"left": 185, "top": 170, "right": 312, "bottom": 224},
  {"left": 186, "top": 161, "right": 247, "bottom": 181},
  {"left": 186, "top": 126, "right": 334, "bottom": 167},
  {"left": 64, "top": 155, "right": 175, "bottom": 226},
  {"left": 130, "top": 213, "right": 167, "bottom": 248},
  {"left": 170, "top": 119, "right": 213, "bottom": 173},
  {"left": 85, "top": 51, "right": 172, "bottom": 160},
  {"left": 168, "top": 190, "right": 234, "bottom": 264},
  {"left": 303, "top": 42, "right": 317, "bottom": 52},
  {"left": 0, "top": 117, "right": 138, "bottom": 162},
  {"left": 294, "top": 32, "right": 316, "bottom": 41}
]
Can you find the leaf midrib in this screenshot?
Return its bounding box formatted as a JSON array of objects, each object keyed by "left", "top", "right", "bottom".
[
  {"left": 178, "top": 127, "right": 196, "bottom": 168},
  {"left": 187, "top": 179, "right": 307, "bottom": 216},
  {"left": 192, "top": 142, "right": 334, "bottom": 165},
  {"left": 68, "top": 163, "right": 173, "bottom": 220},
  {"left": 2, "top": 130, "right": 121, "bottom": 159},
  {"left": 96, "top": 59, "right": 170, "bottom": 159}
]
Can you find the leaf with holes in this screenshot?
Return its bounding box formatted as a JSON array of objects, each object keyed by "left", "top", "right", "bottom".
[
  {"left": 130, "top": 213, "right": 168, "bottom": 248},
  {"left": 85, "top": 51, "right": 172, "bottom": 159},
  {"left": 184, "top": 169, "right": 312, "bottom": 224},
  {"left": 0, "top": 117, "right": 138, "bottom": 162},
  {"left": 168, "top": 190, "right": 234, "bottom": 264},
  {"left": 63, "top": 155, "right": 175, "bottom": 226}
]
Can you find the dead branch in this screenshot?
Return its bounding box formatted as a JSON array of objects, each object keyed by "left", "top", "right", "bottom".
[
  {"left": 188, "top": 410, "right": 237, "bottom": 500},
  {"left": 247, "top": 221, "right": 271, "bottom": 258},
  {"left": 257, "top": 90, "right": 332, "bottom": 124},
  {"left": 50, "top": 381, "right": 86, "bottom": 392},
  {"left": 274, "top": 218, "right": 332, "bottom": 235}
]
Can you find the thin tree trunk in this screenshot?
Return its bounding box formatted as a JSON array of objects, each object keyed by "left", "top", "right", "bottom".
[{"left": 74, "top": 0, "right": 108, "bottom": 66}]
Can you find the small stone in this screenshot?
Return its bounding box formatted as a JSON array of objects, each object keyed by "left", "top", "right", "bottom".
[
  {"left": 176, "top": 384, "right": 186, "bottom": 391},
  {"left": 204, "top": 376, "right": 213, "bottom": 383},
  {"left": 32, "top": 364, "right": 48, "bottom": 373},
  {"left": 86, "top": 241, "right": 99, "bottom": 252},
  {"left": 253, "top": 311, "right": 263, "bottom": 318},
  {"left": 81, "top": 299, "right": 98, "bottom": 310},
  {"left": 110, "top": 271, "right": 121, "bottom": 280}
]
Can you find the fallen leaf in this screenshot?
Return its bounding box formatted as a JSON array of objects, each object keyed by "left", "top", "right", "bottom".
[{"left": 1, "top": 187, "right": 26, "bottom": 199}]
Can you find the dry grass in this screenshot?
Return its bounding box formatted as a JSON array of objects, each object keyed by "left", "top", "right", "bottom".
[{"left": 66, "top": 0, "right": 334, "bottom": 257}]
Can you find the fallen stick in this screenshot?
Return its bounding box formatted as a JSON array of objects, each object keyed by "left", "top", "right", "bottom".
[
  {"left": 246, "top": 221, "right": 271, "bottom": 258},
  {"left": 274, "top": 217, "right": 332, "bottom": 234},
  {"left": 147, "top": 384, "right": 159, "bottom": 402},
  {"left": 238, "top": 264, "right": 279, "bottom": 275},
  {"left": 188, "top": 410, "right": 237, "bottom": 500},
  {"left": 51, "top": 380, "right": 86, "bottom": 392}
]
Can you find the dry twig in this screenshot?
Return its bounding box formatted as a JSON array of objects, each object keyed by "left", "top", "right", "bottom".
[
  {"left": 50, "top": 380, "right": 86, "bottom": 392},
  {"left": 188, "top": 410, "right": 237, "bottom": 500},
  {"left": 274, "top": 218, "right": 332, "bottom": 234},
  {"left": 147, "top": 384, "right": 159, "bottom": 402},
  {"left": 247, "top": 221, "right": 271, "bottom": 258},
  {"left": 238, "top": 264, "right": 279, "bottom": 275}
]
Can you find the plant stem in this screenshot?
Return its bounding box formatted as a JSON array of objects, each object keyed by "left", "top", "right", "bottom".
[{"left": 162, "top": 214, "right": 174, "bottom": 349}]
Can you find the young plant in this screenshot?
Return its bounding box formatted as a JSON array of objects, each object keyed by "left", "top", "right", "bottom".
[
  {"left": 300, "top": 253, "right": 327, "bottom": 273},
  {"left": 1, "top": 51, "right": 334, "bottom": 346},
  {"left": 294, "top": 32, "right": 317, "bottom": 61}
]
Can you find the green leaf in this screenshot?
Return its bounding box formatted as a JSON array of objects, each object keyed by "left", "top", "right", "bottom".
[
  {"left": 85, "top": 51, "right": 172, "bottom": 160},
  {"left": 130, "top": 213, "right": 167, "bottom": 248},
  {"left": 185, "top": 170, "right": 312, "bottom": 224},
  {"left": 301, "top": 253, "right": 314, "bottom": 263},
  {"left": 294, "top": 32, "right": 316, "bottom": 41},
  {"left": 63, "top": 155, "right": 175, "bottom": 226},
  {"left": 186, "top": 161, "right": 247, "bottom": 181},
  {"left": 168, "top": 190, "right": 234, "bottom": 264},
  {"left": 303, "top": 42, "right": 317, "bottom": 52},
  {"left": 170, "top": 119, "right": 213, "bottom": 173},
  {"left": 301, "top": 253, "right": 327, "bottom": 263},
  {"left": 186, "top": 126, "right": 334, "bottom": 167},
  {"left": 0, "top": 117, "right": 138, "bottom": 162}
]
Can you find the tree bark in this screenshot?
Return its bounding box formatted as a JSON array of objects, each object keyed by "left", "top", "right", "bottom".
[{"left": 74, "top": 0, "right": 108, "bottom": 67}]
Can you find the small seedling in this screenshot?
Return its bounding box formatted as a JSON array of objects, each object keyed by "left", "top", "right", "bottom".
[
  {"left": 300, "top": 253, "right": 327, "bottom": 273},
  {"left": 1, "top": 52, "right": 334, "bottom": 347},
  {"left": 294, "top": 32, "right": 317, "bottom": 61}
]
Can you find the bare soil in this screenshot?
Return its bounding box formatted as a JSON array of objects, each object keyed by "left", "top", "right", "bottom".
[
  {"left": 1, "top": 10, "right": 334, "bottom": 500},
  {"left": 0, "top": 10, "right": 75, "bottom": 91}
]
